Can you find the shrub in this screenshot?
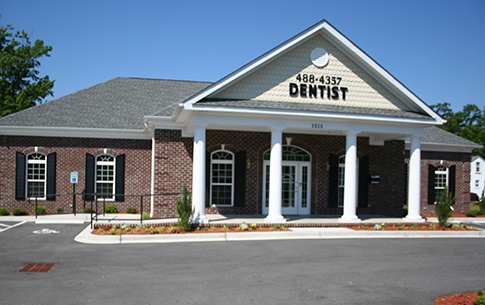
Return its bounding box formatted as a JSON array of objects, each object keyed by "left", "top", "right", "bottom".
[
  {"left": 435, "top": 187, "right": 454, "bottom": 227},
  {"left": 12, "top": 207, "right": 28, "bottom": 216},
  {"left": 142, "top": 212, "right": 150, "bottom": 220},
  {"left": 475, "top": 292, "right": 485, "bottom": 305},
  {"left": 0, "top": 207, "right": 9, "bottom": 216},
  {"left": 466, "top": 210, "right": 481, "bottom": 217},
  {"left": 104, "top": 205, "right": 118, "bottom": 213},
  {"left": 176, "top": 183, "right": 193, "bottom": 232},
  {"left": 83, "top": 207, "right": 93, "bottom": 213},
  {"left": 479, "top": 195, "right": 485, "bottom": 215},
  {"left": 34, "top": 205, "right": 47, "bottom": 215},
  {"left": 126, "top": 207, "right": 137, "bottom": 214},
  {"left": 56, "top": 206, "right": 64, "bottom": 214}
]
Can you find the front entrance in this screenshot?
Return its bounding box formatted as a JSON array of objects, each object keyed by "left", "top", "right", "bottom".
[{"left": 262, "top": 146, "right": 311, "bottom": 215}]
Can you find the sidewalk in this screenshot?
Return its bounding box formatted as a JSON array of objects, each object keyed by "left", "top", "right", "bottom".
[{"left": 2, "top": 213, "right": 484, "bottom": 243}]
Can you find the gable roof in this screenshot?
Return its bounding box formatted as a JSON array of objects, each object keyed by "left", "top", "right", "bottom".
[
  {"left": 181, "top": 20, "right": 443, "bottom": 124},
  {"left": 0, "top": 77, "right": 212, "bottom": 130}
]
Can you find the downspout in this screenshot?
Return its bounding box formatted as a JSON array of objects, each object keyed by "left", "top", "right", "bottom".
[{"left": 150, "top": 128, "right": 155, "bottom": 217}]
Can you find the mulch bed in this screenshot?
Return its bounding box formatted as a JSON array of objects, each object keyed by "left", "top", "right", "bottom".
[
  {"left": 349, "top": 223, "right": 477, "bottom": 231},
  {"left": 435, "top": 292, "right": 479, "bottom": 305}
]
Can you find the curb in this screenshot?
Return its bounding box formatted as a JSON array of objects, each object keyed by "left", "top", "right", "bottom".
[{"left": 74, "top": 226, "right": 485, "bottom": 244}]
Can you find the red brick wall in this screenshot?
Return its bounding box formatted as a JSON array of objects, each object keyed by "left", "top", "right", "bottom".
[
  {"left": 406, "top": 150, "right": 472, "bottom": 215},
  {"left": 0, "top": 135, "right": 151, "bottom": 214},
  {"left": 1, "top": 132, "right": 473, "bottom": 219},
  {"left": 151, "top": 130, "right": 407, "bottom": 218}
]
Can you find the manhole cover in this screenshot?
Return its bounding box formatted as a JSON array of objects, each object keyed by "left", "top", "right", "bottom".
[{"left": 18, "top": 262, "right": 57, "bottom": 273}]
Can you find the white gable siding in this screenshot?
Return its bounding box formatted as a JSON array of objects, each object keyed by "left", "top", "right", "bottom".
[
  {"left": 214, "top": 35, "right": 412, "bottom": 112},
  {"left": 471, "top": 156, "right": 485, "bottom": 199}
]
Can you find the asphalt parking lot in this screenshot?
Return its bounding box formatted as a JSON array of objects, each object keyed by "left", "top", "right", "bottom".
[{"left": 1, "top": 222, "right": 485, "bottom": 305}]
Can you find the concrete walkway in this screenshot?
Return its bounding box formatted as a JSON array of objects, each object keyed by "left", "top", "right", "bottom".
[{"left": 2, "top": 213, "right": 485, "bottom": 244}]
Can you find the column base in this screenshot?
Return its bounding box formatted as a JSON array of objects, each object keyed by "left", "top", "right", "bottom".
[
  {"left": 338, "top": 215, "right": 361, "bottom": 223},
  {"left": 193, "top": 214, "right": 209, "bottom": 224},
  {"left": 265, "top": 214, "right": 287, "bottom": 223},
  {"left": 403, "top": 215, "right": 426, "bottom": 223}
]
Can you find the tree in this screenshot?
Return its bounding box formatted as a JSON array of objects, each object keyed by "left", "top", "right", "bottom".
[
  {"left": 0, "top": 24, "right": 54, "bottom": 118},
  {"left": 431, "top": 102, "right": 485, "bottom": 157}
]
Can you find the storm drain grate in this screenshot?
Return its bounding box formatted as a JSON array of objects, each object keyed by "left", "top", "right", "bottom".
[{"left": 18, "top": 262, "right": 57, "bottom": 273}]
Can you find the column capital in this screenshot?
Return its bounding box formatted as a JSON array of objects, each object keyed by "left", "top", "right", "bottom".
[
  {"left": 345, "top": 130, "right": 361, "bottom": 137},
  {"left": 270, "top": 126, "right": 285, "bottom": 133}
]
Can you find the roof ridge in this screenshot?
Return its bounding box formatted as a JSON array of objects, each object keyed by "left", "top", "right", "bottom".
[{"left": 117, "top": 76, "right": 214, "bottom": 84}]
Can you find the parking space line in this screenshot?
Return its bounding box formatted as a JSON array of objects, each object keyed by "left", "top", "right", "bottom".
[{"left": 0, "top": 221, "right": 27, "bottom": 233}]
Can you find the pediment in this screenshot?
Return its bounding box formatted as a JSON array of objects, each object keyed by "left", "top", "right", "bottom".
[{"left": 184, "top": 20, "right": 442, "bottom": 123}]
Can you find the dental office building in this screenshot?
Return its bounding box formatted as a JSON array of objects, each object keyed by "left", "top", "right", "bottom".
[{"left": 0, "top": 20, "right": 480, "bottom": 222}]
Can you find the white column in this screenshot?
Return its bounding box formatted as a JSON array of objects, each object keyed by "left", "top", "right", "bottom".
[
  {"left": 192, "top": 126, "right": 208, "bottom": 224},
  {"left": 265, "top": 127, "right": 285, "bottom": 222},
  {"left": 405, "top": 136, "right": 424, "bottom": 222},
  {"left": 339, "top": 131, "right": 360, "bottom": 222}
]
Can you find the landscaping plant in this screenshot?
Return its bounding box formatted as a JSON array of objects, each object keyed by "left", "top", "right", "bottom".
[
  {"left": 0, "top": 207, "right": 9, "bottom": 215},
  {"left": 34, "top": 205, "right": 47, "bottom": 215},
  {"left": 479, "top": 193, "right": 485, "bottom": 215},
  {"left": 475, "top": 289, "right": 485, "bottom": 305},
  {"left": 176, "top": 183, "right": 193, "bottom": 232},
  {"left": 12, "top": 207, "right": 28, "bottom": 216},
  {"left": 435, "top": 187, "right": 454, "bottom": 227},
  {"left": 104, "top": 205, "right": 118, "bottom": 213}
]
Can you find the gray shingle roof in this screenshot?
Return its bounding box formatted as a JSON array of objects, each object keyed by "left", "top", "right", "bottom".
[
  {"left": 0, "top": 77, "right": 212, "bottom": 130},
  {"left": 197, "top": 99, "right": 432, "bottom": 120},
  {"left": 422, "top": 126, "right": 481, "bottom": 147}
]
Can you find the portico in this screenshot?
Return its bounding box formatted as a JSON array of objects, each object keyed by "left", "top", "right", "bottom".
[{"left": 178, "top": 20, "right": 441, "bottom": 223}]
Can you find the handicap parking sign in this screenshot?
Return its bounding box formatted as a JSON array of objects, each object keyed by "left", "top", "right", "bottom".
[{"left": 70, "top": 172, "right": 78, "bottom": 184}]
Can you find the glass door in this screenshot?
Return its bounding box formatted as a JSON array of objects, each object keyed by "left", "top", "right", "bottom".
[{"left": 262, "top": 161, "right": 311, "bottom": 215}]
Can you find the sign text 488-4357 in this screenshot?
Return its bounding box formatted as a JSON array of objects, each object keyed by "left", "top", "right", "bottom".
[{"left": 289, "top": 73, "right": 348, "bottom": 101}]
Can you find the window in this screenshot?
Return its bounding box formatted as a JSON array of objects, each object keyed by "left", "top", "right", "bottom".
[
  {"left": 427, "top": 164, "right": 455, "bottom": 204},
  {"left": 15, "top": 151, "right": 56, "bottom": 200},
  {"left": 210, "top": 150, "right": 234, "bottom": 206},
  {"left": 337, "top": 156, "right": 346, "bottom": 207},
  {"left": 96, "top": 155, "right": 115, "bottom": 199},
  {"left": 477, "top": 162, "right": 481, "bottom": 174},
  {"left": 476, "top": 180, "right": 480, "bottom": 188},
  {"left": 27, "top": 153, "right": 46, "bottom": 198},
  {"left": 84, "top": 153, "right": 125, "bottom": 201},
  {"left": 434, "top": 165, "right": 448, "bottom": 201}
]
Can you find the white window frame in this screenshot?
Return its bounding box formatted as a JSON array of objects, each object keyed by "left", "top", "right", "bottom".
[
  {"left": 96, "top": 154, "right": 116, "bottom": 200},
  {"left": 477, "top": 162, "right": 481, "bottom": 174},
  {"left": 434, "top": 165, "right": 449, "bottom": 201},
  {"left": 26, "top": 153, "right": 47, "bottom": 199},
  {"left": 210, "top": 150, "right": 234, "bottom": 206},
  {"left": 475, "top": 180, "right": 480, "bottom": 188}
]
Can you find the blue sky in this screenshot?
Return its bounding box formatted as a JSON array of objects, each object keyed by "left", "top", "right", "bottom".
[{"left": 1, "top": 0, "right": 484, "bottom": 111}]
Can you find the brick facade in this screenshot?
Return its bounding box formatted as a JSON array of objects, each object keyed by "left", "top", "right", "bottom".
[
  {"left": 0, "top": 131, "right": 473, "bottom": 218},
  {"left": 152, "top": 129, "right": 407, "bottom": 218},
  {"left": 405, "top": 151, "right": 472, "bottom": 215},
  {"left": 0, "top": 135, "right": 151, "bottom": 214}
]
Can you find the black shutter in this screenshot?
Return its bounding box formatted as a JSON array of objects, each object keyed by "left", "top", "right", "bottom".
[
  {"left": 448, "top": 165, "right": 456, "bottom": 198},
  {"left": 403, "top": 162, "right": 409, "bottom": 204},
  {"left": 358, "top": 155, "right": 369, "bottom": 208},
  {"left": 328, "top": 154, "right": 339, "bottom": 208},
  {"left": 427, "top": 164, "right": 436, "bottom": 204},
  {"left": 46, "top": 153, "right": 56, "bottom": 201},
  {"left": 115, "top": 154, "right": 125, "bottom": 202},
  {"left": 84, "top": 154, "right": 95, "bottom": 201},
  {"left": 234, "top": 151, "right": 246, "bottom": 207},
  {"left": 15, "top": 152, "right": 26, "bottom": 200},
  {"left": 205, "top": 151, "right": 210, "bottom": 207}
]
